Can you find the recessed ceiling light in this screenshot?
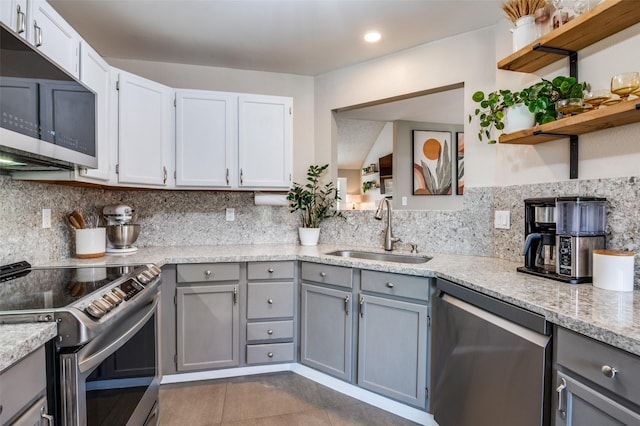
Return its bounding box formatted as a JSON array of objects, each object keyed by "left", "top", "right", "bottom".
[{"left": 364, "top": 32, "right": 381, "bottom": 43}]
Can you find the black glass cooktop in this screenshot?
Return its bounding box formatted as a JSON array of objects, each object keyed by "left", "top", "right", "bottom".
[{"left": 0, "top": 262, "right": 140, "bottom": 311}]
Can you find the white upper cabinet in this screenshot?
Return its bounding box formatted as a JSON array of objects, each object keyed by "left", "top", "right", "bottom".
[
  {"left": 29, "top": 0, "right": 79, "bottom": 78},
  {"left": 175, "top": 90, "right": 237, "bottom": 188},
  {"left": 115, "top": 70, "right": 173, "bottom": 187},
  {"left": 77, "top": 41, "right": 111, "bottom": 182},
  {"left": 238, "top": 95, "right": 292, "bottom": 189},
  {"left": 0, "top": 0, "right": 30, "bottom": 39}
]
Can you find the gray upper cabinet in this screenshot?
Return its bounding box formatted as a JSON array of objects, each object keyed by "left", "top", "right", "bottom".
[
  {"left": 300, "top": 283, "right": 353, "bottom": 382},
  {"left": 554, "top": 327, "right": 640, "bottom": 426},
  {"left": 357, "top": 293, "right": 428, "bottom": 408}
]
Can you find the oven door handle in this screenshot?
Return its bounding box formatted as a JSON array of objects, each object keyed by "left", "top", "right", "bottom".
[{"left": 76, "top": 296, "right": 157, "bottom": 375}]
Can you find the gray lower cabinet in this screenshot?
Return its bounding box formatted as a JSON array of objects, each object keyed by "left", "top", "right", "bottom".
[
  {"left": 554, "top": 327, "right": 640, "bottom": 426},
  {"left": 300, "top": 283, "right": 353, "bottom": 381},
  {"left": 175, "top": 263, "right": 241, "bottom": 371},
  {"left": 358, "top": 292, "right": 428, "bottom": 408},
  {"left": 0, "top": 346, "right": 52, "bottom": 426}
]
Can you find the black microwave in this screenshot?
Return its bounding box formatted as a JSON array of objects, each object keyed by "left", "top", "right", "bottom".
[{"left": 0, "top": 23, "right": 97, "bottom": 171}]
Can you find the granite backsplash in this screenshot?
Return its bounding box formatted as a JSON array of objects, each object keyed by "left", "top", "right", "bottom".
[{"left": 1, "top": 175, "right": 638, "bottom": 286}]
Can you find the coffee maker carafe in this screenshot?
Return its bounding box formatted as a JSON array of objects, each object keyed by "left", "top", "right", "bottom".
[{"left": 518, "top": 196, "right": 606, "bottom": 283}]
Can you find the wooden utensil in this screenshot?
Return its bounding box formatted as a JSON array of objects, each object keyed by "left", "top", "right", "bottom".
[
  {"left": 68, "top": 214, "right": 82, "bottom": 229},
  {"left": 70, "top": 210, "right": 86, "bottom": 229}
]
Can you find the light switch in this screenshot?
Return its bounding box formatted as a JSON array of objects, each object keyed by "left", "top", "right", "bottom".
[
  {"left": 494, "top": 210, "right": 510, "bottom": 229},
  {"left": 226, "top": 208, "right": 235, "bottom": 221},
  {"left": 42, "top": 209, "right": 51, "bottom": 228}
]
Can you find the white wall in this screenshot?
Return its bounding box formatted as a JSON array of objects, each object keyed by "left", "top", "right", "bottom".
[
  {"left": 314, "top": 27, "right": 498, "bottom": 189},
  {"left": 106, "top": 58, "right": 315, "bottom": 182}
]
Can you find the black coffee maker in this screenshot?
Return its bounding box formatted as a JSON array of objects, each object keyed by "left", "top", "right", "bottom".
[{"left": 518, "top": 197, "right": 558, "bottom": 278}]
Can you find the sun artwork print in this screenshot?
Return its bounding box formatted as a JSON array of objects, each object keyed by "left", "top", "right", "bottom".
[{"left": 412, "top": 130, "right": 452, "bottom": 195}]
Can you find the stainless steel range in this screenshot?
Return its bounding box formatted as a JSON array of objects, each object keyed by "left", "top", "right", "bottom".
[{"left": 0, "top": 261, "right": 162, "bottom": 426}]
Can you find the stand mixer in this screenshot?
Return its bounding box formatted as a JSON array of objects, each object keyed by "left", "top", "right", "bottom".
[{"left": 103, "top": 204, "right": 140, "bottom": 254}]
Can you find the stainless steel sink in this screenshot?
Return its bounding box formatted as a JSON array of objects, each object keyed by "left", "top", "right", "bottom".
[{"left": 326, "top": 250, "right": 431, "bottom": 264}]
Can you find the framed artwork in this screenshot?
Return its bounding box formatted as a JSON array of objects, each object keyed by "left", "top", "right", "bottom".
[
  {"left": 412, "top": 130, "right": 452, "bottom": 195},
  {"left": 456, "top": 132, "right": 464, "bottom": 195}
]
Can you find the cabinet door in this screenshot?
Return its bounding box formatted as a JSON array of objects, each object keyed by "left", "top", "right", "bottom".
[
  {"left": 9, "top": 396, "right": 49, "bottom": 426},
  {"left": 0, "top": 0, "right": 29, "bottom": 39},
  {"left": 238, "top": 94, "right": 292, "bottom": 189},
  {"left": 358, "top": 294, "right": 427, "bottom": 408},
  {"left": 175, "top": 90, "right": 237, "bottom": 187},
  {"left": 300, "top": 284, "right": 352, "bottom": 381},
  {"left": 176, "top": 284, "right": 239, "bottom": 371},
  {"left": 555, "top": 372, "right": 640, "bottom": 426},
  {"left": 30, "top": 0, "right": 79, "bottom": 78},
  {"left": 116, "top": 70, "right": 173, "bottom": 186},
  {"left": 78, "top": 41, "right": 111, "bottom": 181}
]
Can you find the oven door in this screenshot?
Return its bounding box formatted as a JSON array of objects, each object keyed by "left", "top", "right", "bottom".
[{"left": 59, "top": 297, "right": 159, "bottom": 426}]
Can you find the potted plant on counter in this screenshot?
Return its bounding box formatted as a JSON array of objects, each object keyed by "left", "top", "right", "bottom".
[{"left": 287, "top": 164, "right": 343, "bottom": 246}]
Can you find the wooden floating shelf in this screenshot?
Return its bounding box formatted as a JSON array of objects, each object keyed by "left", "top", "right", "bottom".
[
  {"left": 499, "top": 101, "right": 640, "bottom": 145},
  {"left": 498, "top": 0, "right": 640, "bottom": 73}
]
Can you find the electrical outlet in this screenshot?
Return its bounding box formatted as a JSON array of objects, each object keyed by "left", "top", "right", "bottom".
[
  {"left": 42, "top": 209, "right": 52, "bottom": 229},
  {"left": 494, "top": 210, "right": 511, "bottom": 229},
  {"left": 226, "top": 208, "right": 235, "bottom": 222},
  {"left": 402, "top": 196, "right": 408, "bottom": 206}
]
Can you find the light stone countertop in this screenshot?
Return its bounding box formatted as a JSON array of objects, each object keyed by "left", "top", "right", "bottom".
[
  {"left": 0, "top": 323, "right": 57, "bottom": 372},
  {"left": 3, "top": 243, "right": 639, "bottom": 369}
]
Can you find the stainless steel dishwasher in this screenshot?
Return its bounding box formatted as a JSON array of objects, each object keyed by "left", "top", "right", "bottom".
[{"left": 430, "top": 278, "right": 552, "bottom": 426}]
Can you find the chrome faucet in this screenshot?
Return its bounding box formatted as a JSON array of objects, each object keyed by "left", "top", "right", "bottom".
[{"left": 375, "top": 198, "right": 401, "bottom": 251}]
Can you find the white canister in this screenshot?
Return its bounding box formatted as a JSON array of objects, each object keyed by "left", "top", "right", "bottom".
[
  {"left": 75, "top": 228, "right": 106, "bottom": 258},
  {"left": 511, "top": 15, "right": 537, "bottom": 52},
  {"left": 592, "top": 249, "right": 635, "bottom": 292}
]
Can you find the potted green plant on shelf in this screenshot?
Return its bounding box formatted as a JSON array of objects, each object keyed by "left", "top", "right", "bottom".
[
  {"left": 470, "top": 76, "right": 588, "bottom": 144},
  {"left": 287, "top": 164, "right": 342, "bottom": 246}
]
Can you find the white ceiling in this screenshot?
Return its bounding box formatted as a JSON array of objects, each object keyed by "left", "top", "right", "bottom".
[{"left": 49, "top": 0, "right": 503, "bottom": 76}]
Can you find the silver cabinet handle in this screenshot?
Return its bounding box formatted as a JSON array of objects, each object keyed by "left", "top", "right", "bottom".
[
  {"left": 204, "top": 269, "right": 212, "bottom": 277},
  {"left": 267, "top": 329, "right": 273, "bottom": 335},
  {"left": 268, "top": 268, "right": 274, "bottom": 273},
  {"left": 233, "top": 286, "right": 238, "bottom": 305},
  {"left": 267, "top": 352, "right": 274, "bottom": 358},
  {"left": 267, "top": 299, "right": 273, "bottom": 304},
  {"left": 226, "top": 168, "right": 230, "bottom": 185},
  {"left": 344, "top": 294, "right": 350, "bottom": 316},
  {"left": 16, "top": 5, "right": 25, "bottom": 34},
  {"left": 240, "top": 168, "right": 244, "bottom": 185},
  {"left": 163, "top": 166, "right": 168, "bottom": 184},
  {"left": 602, "top": 365, "right": 618, "bottom": 379},
  {"left": 34, "top": 20, "right": 42, "bottom": 47},
  {"left": 41, "top": 407, "right": 54, "bottom": 426},
  {"left": 386, "top": 282, "right": 395, "bottom": 288},
  {"left": 320, "top": 272, "right": 326, "bottom": 277},
  {"left": 359, "top": 295, "right": 365, "bottom": 317},
  {"left": 556, "top": 377, "right": 567, "bottom": 419}
]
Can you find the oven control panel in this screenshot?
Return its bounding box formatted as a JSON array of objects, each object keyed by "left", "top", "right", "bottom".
[{"left": 85, "top": 265, "right": 161, "bottom": 319}]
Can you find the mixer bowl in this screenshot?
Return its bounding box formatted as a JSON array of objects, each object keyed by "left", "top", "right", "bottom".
[{"left": 106, "top": 224, "right": 140, "bottom": 248}]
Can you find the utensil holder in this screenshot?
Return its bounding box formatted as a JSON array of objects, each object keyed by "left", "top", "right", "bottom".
[{"left": 75, "top": 228, "right": 106, "bottom": 258}]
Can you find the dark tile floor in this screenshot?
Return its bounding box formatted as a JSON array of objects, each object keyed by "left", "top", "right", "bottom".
[{"left": 158, "top": 372, "right": 421, "bottom": 425}]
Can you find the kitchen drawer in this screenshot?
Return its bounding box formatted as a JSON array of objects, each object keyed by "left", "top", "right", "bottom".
[
  {"left": 361, "top": 270, "right": 429, "bottom": 301},
  {"left": 247, "top": 320, "right": 294, "bottom": 342},
  {"left": 247, "top": 282, "right": 294, "bottom": 319},
  {"left": 301, "top": 262, "right": 352, "bottom": 288},
  {"left": 246, "top": 342, "right": 294, "bottom": 364},
  {"left": 0, "top": 346, "right": 46, "bottom": 425},
  {"left": 177, "top": 263, "right": 240, "bottom": 283},
  {"left": 248, "top": 261, "right": 294, "bottom": 280},
  {"left": 556, "top": 327, "right": 640, "bottom": 407}
]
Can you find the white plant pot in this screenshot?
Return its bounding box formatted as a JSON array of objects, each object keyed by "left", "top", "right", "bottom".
[
  {"left": 511, "top": 15, "right": 537, "bottom": 52},
  {"left": 298, "top": 227, "right": 320, "bottom": 246},
  {"left": 505, "top": 104, "right": 535, "bottom": 133}
]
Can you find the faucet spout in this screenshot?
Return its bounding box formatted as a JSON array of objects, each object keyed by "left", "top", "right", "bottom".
[{"left": 374, "top": 198, "right": 401, "bottom": 251}]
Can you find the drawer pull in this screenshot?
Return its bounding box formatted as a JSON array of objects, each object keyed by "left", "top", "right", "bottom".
[
  {"left": 204, "top": 269, "right": 212, "bottom": 277},
  {"left": 386, "top": 282, "right": 395, "bottom": 288},
  {"left": 268, "top": 268, "right": 274, "bottom": 273},
  {"left": 268, "top": 299, "right": 273, "bottom": 304},
  {"left": 267, "top": 329, "right": 273, "bottom": 335},
  {"left": 601, "top": 365, "right": 618, "bottom": 379},
  {"left": 320, "top": 272, "right": 326, "bottom": 277},
  {"left": 268, "top": 352, "right": 274, "bottom": 358},
  {"left": 556, "top": 378, "right": 567, "bottom": 419}
]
